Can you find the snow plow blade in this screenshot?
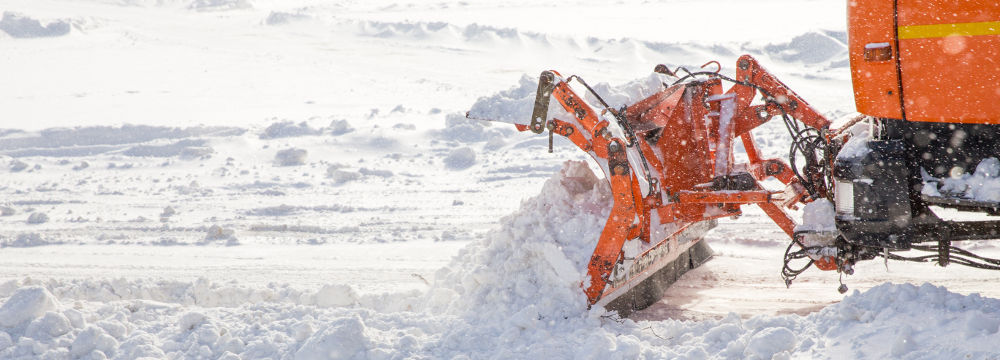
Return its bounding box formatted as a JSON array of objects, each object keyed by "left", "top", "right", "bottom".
[
  {"left": 599, "top": 225, "right": 715, "bottom": 317},
  {"left": 472, "top": 55, "right": 838, "bottom": 315}
]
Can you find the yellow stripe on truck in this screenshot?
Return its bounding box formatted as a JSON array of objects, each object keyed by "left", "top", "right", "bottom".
[{"left": 898, "top": 21, "right": 1000, "bottom": 39}]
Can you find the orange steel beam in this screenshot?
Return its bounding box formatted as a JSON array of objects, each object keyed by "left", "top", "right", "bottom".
[
  {"left": 583, "top": 140, "right": 638, "bottom": 303},
  {"left": 676, "top": 190, "right": 773, "bottom": 204}
]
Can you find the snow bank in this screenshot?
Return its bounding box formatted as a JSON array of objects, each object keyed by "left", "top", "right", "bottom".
[
  {"left": 352, "top": 19, "right": 829, "bottom": 71},
  {"left": 0, "top": 12, "right": 70, "bottom": 38},
  {"left": 1, "top": 233, "right": 61, "bottom": 248},
  {"left": 764, "top": 31, "right": 847, "bottom": 65},
  {"left": 0, "top": 125, "right": 242, "bottom": 158},
  {"left": 467, "top": 72, "right": 669, "bottom": 126}
]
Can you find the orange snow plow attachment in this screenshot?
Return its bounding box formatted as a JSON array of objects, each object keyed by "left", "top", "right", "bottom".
[{"left": 474, "top": 55, "right": 839, "bottom": 315}]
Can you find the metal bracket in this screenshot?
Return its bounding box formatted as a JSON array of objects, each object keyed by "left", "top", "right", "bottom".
[{"left": 530, "top": 71, "right": 556, "bottom": 134}]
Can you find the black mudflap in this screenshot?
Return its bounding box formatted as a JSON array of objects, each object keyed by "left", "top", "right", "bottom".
[{"left": 603, "top": 240, "right": 714, "bottom": 317}]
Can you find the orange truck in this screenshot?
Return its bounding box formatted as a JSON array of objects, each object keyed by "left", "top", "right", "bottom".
[{"left": 473, "top": 0, "right": 1000, "bottom": 315}]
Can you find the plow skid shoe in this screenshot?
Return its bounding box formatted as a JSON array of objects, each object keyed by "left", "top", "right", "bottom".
[{"left": 597, "top": 221, "right": 716, "bottom": 317}]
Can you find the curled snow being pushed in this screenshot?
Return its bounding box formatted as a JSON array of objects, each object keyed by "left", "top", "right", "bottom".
[{"left": 428, "top": 160, "right": 610, "bottom": 319}]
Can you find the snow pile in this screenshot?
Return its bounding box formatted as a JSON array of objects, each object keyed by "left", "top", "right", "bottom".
[
  {"left": 9, "top": 159, "right": 28, "bottom": 172},
  {"left": 435, "top": 113, "right": 508, "bottom": 143},
  {"left": 795, "top": 199, "right": 836, "bottom": 232},
  {"left": 443, "top": 147, "right": 476, "bottom": 170},
  {"left": 264, "top": 11, "right": 310, "bottom": 26},
  {"left": 328, "top": 119, "right": 354, "bottom": 136},
  {"left": 295, "top": 316, "right": 371, "bottom": 359},
  {"left": 0, "top": 12, "right": 71, "bottom": 38},
  {"left": 379, "top": 160, "right": 632, "bottom": 356},
  {"left": 203, "top": 225, "right": 238, "bottom": 245},
  {"left": 201, "top": 225, "right": 240, "bottom": 246},
  {"left": 160, "top": 206, "right": 177, "bottom": 222},
  {"left": 26, "top": 212, "right": 48, "bottom": 224},
  {"left": 259, "top": 121, "right": 321, "bottom": 139},
  {"left": 835, "top": 121, "right": 872, "bottom": 160},
  {"left": 326, "top": 168, "right": 361, "bottom": 185},
  {"left": 123, "top": 139, "right": 213, "bottom": 158},
  {"left": 188, "top": 0, "right": 253, "bottom": 11},
  {"left": 2, "top": 233, "right": 59, "bottom": 248},
  {"left": 274, "top": 148, "right": 307, "bottom": 166},
  {"left": 923, "top": 157, "right": 1000, "bottom": 202},
  {"left": 0, "top": 287, "right": 59, "bottom": 328},
  {"left": 810, "top": 282, "right": 1000, "bottom": 358},
  {"left": 466, "top": 75, "right": 538, "bottom": 125},
  {"left": 585, "top": 73, "right": 673, "bottom": 110},
  {"left": 428, "top": 160, "right": 610, "bottom": 318}
]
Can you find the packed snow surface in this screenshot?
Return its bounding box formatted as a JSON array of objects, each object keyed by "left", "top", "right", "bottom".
[{"left": 3, "top": 0, "right": 1000, "bottom": 358}]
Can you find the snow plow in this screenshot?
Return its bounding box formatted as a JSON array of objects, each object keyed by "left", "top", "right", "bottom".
[{"left": 470, "top": 0, "right": 1000, "bottom": 315}]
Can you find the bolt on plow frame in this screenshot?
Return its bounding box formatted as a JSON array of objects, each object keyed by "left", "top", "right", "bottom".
[{"left": 474, "top": 55, "right": 847, "bottom": 315}]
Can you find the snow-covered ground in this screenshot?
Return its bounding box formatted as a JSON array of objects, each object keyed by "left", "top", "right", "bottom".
[{"left": 2, "top": 0, "right": 1000, "bottom": 358}]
